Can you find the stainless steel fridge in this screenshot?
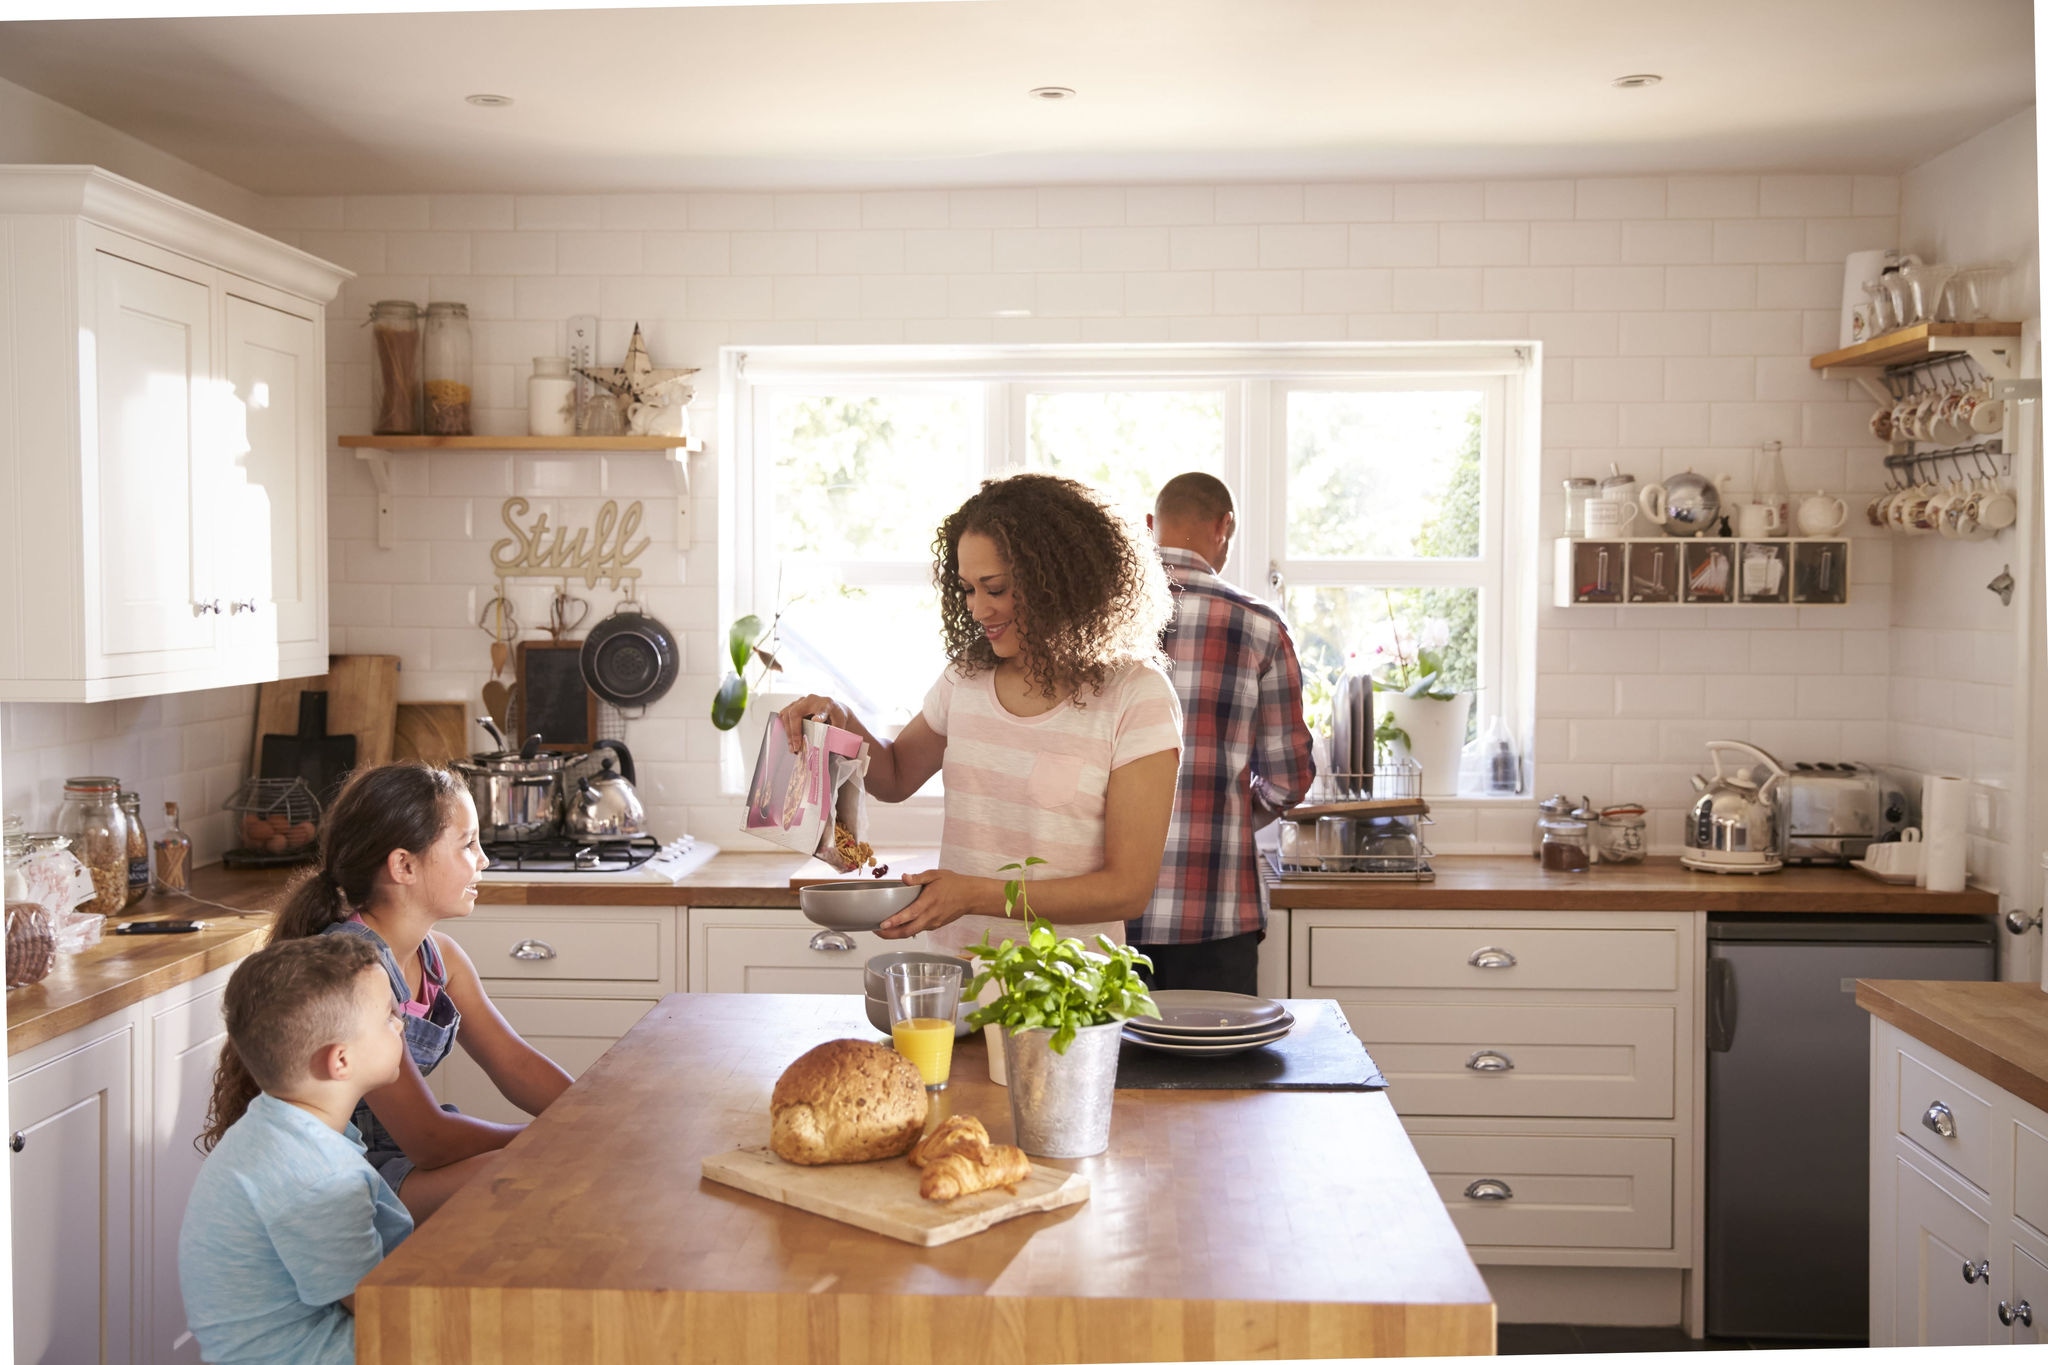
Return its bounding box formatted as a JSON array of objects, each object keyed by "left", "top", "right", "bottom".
[{"left": 1704, "top": 915, "right": 1997, "bottom": 1340}]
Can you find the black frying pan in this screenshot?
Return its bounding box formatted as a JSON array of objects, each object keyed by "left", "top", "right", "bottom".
[{"left": 579, "top": 602, "right": 681, "bottom": 708}]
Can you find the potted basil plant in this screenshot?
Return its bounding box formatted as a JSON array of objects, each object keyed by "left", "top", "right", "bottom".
[{"left": 962, "top": 858, "right": 1161, "bottom": 1158}]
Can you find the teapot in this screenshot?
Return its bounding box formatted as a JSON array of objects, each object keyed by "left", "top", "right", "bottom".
[
  {"left": 1682, "top": 740, "right": 1786, "bottom": 873},
  {"left": 1638, "top": 470, "right": 1723, "bottom": 538},
  {"left": 564, "top": 739, "right": 647, "bottom": 842}
]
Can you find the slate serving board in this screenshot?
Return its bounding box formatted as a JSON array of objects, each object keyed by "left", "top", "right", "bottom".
[{"left": 1114, "top": 998, "right": 1388, "bottom": 1092}]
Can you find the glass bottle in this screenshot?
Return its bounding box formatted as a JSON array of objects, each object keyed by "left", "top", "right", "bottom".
[
  {"left": 53, "top": 776, "right": 132, "bottom": 916},
  {"left": 369, "top": 300, "right": 422, "bottom": 436},
  {"left": 423, "top": 301, "right": 473, "bottom": 435},
  {"left": 119, "top": 790, "right": 149, "bottom": 909},
  {"left": 154, "top": 801, "right": 193, "bottom": 894},
  {"left": 3, "top": 813, "right": 25, "bottom": 902},
  {"left": 1755, "top": 440, "right": 1790, "bottom": 539},
  {"left": 1562, "top": 478, "right": 1597, "bottom": 537},
  {"left": 528, "top": 356, "right": 576, "bottom": 437}
]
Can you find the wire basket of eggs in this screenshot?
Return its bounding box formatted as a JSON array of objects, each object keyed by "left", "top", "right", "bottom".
[{"left": 221, "top": 778, "right": 323, "bottom": 869}]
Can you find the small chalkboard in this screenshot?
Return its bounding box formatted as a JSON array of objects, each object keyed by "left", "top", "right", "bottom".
[{"left": 516, "top": 640, "right": 598, "bottom": 752}]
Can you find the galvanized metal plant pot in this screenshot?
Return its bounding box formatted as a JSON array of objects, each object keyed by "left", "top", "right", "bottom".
[{"left": 1002, "top": 1019, "right": 1124, "bottom": 1157}]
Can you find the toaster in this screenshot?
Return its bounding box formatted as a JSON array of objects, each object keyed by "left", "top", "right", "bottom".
[{"left": 1780, "top": 762, "right": 1913, "bottom": 865}]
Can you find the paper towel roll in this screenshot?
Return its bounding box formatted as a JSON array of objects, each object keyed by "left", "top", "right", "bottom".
[{"left": 1920, "top": 775, "right": 1968, "bottom": 893}]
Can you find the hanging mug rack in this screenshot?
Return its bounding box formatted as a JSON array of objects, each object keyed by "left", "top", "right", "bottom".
[{"left": 1882, "top": 440, "right": 2008, "bottom": 484}]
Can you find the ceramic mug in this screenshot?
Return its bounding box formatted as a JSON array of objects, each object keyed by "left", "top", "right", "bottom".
[
  {"left": 1869, "top": 406, "right": 1894, "bottom": 443},
  {"left": 1583, "top": 497, "right": 1638, "bottom": 536},
  {"left": 1892, "top": 483, "right": 1935, "bottom": 536},
  {"left": 1735, "top": 502, "right": 1781, "bottom": 539},
  {"left": 1976, "top": 479, "right": 2018, "bottom": 531},
  {"left": 1795, "top": 492, "right": 1847, "bottom": 536},
  {"left": 1970, "top": 391, "right": 2006, "bottom": 434},
  {"left": 1933, "top": 387, "right": 1969, "bottom": 444}
]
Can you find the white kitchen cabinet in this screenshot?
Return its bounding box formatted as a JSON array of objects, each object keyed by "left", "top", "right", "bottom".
[
  {"left": 687, "top": 906, "right": 902, "bottom": 995},
  {"left": 141, "top": 984, "right": 228, "bottom": 1365},
  {"left": 9, "top": 1025, "right": 136, "bottom": 1365},
  {"left": 432, "top": 996, "right": 657, "bottom": 1126},
  {"left": 1869, "top": 1018, "right": 2048, "bottom": 1346},
  {"left": 0, "top": 165, "right": 348, "bottom": 701}
]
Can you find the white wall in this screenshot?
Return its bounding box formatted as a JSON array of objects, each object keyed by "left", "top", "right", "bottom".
[
  {"left": 1896, "top": 106, "right": 2040, "bottom": 905},
  {"left": 268, "top": 175, "right": 1902, "bottom": 852}
]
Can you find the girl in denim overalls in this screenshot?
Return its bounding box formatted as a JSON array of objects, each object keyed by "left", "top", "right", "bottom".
[{"left": 199, "top": 764, "right": 573, "bottom": 1221}]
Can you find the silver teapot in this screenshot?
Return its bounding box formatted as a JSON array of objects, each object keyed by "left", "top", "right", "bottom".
[
  {"left": 564, "top": 739, "right": 646, "bottom": 842},
  {"left": 1639, "top": 469, "right": 1723, "bottom": 538},
  {"left": 1683, "top": 740, "right": 1786, "bottom": 873}
]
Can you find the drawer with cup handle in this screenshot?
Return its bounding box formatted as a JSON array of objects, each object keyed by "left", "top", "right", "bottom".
[
  {"left": 1307, "top": 924, "right": 1680, "bottom": 994},
  {"left": 1895, "top": 1044, "right": 1995, "bottom": 1193},
  {"left": 686, "top": 907, "right": 908, "bottom": 995},
  {"left": 437, "top": 906, "right": 674, "bottom": 995},
  {"left": 1340, "top": 1003, "right": 1676, "bottom": 1119},
  {"left": 1407, "top": 1132, "right": 1675, "bottom": 1250}
]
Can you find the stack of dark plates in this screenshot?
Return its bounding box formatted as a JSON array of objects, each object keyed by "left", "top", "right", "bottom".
[{"left": 1122, "top": 990, "right": 1295, "bottom": 1057}]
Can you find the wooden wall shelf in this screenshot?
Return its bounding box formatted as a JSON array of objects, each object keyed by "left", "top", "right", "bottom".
[
  {"left": 339, "top": 434, "right": 704, "bottom": 548},
  {"left": 1810, "top": 322, "right": 2023, "bottom": 373}
]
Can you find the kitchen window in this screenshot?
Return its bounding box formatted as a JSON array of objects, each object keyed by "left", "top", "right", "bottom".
[{"left": 724, "top": 346, "right": 1536, "bottom": 798}]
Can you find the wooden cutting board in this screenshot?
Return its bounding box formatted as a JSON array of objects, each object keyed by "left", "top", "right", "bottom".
[
  {"left": 700, "top": 1145, "right": 1088, "bottom": 1247},
  {"left": 393, "top": 702, "right": 470, "bottom": 766},
  {"left": 253, "top": 656, "right": 401, "bottom": 775}
]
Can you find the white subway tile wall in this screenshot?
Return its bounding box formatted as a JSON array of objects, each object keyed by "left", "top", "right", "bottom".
[{"left": 241, "top": 174, "right": 1927, "bottom": 857}]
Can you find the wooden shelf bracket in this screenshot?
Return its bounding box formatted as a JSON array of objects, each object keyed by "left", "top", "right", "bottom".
[{"left": 354, "top": 447, "right": 397, "bottom": 549}]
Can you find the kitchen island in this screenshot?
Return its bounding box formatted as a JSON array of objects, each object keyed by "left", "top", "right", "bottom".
[{"left": 354, "top": 992, "right": 1497, "bottom": 1363}]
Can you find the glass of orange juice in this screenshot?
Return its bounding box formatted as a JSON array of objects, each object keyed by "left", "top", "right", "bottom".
[{"left": 884, "top": 961, "right": 964, "bottom": 1090}]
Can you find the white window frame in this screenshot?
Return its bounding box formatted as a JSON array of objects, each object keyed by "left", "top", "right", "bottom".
[{"left": 721, "top": 344, "right": 1539, "bottom": 808}]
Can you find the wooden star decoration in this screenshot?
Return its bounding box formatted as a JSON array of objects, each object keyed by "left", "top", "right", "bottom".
[{"left": 575, "top": 323, "right": 697, "bottom": 414}]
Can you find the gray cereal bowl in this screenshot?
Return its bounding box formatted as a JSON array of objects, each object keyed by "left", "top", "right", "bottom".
[
  {"left": 864, "top": 951, "right": 975, "bottom": 1039},
  {"left": 797, "top": 879, "right": 921, "bottom": 931}
]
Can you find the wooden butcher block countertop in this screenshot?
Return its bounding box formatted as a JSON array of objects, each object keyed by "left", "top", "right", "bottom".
[
  {"left": 1855, "top": 978, "right": 2048, "bottom": 1115},
  {"left": 355, "top": 993, "right": 1495, "bottom": 1364},
  {"left": 1268, "top": 856, "right": 2000, "bottom": 913}
]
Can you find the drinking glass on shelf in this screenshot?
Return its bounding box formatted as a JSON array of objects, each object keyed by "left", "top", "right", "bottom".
[{"left": 885, "top": 961, "right": 964, "bottom": 1090}]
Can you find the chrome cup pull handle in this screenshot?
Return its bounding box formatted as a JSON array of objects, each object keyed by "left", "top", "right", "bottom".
[
  {"left": 1923, "top": 1100, "right": 1957, "bottom": 1140},
  {"left": 1963, "top": 1258, "right": 1991, "bottom": 1285},
  {"left": 508, "top": 938, "right": 557, "bottom": 962},
  {"left": 1469, "top": 946, "right": 1517, "bottom": 969},
  {"left": 1466, "top": 1050, "right": 1515, "bottom": 1073},
  {"left": 808, "top": 929, "right": 856, "bottom": 953},
  {"left": 1463, "top": 1178, "right": 1513, "bottom": 1202}
]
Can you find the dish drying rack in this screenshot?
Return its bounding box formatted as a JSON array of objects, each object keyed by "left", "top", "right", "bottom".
[{"left": 1269, "top": 761, "right": 1435, "bottom": 882}]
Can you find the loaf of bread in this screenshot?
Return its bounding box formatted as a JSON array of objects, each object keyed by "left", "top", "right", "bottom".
[
  {"left": 769, "top": 1039, "right": 930, "bottom": 1165},
  {"left": 919, "top": 1144, "right": 1032, "bottom": 1202}
]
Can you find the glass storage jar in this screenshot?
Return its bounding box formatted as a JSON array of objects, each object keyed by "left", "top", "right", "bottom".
[
  {"left": 1562, "top": 477, "right": 1597, "bottom": 537},
  {"left": 528, "top": 356, "right": 576, "bottom": 437},
  {"left": 53, "top": 776, "right": 132, "bottom": 916},
  {"left": 1538, "top": 813, "right": 1591, "bottom": 872},
  {"left": 369, "top": 300, "right": 422, "bottom": 436},
  {"left": 423, "top": 301, "right": 473, "bottom": 435},
  {"left": 1532, "top": 793, "right": 1573, "bottom": 858},
  {"left": 118, "top": 790, "right": 149, "bottom": 909},
  {"left": 1592, "top": 804, "right": 1648, "bottom": 864}
]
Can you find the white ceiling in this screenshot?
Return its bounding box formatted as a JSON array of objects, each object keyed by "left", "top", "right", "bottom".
[{"left": 0, "top": 0, "right": 2034, "bottom": 195}]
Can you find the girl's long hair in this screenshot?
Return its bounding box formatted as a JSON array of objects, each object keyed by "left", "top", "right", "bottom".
[{"left": 197, "top": 763, "right": 465, "bottom": 1152}]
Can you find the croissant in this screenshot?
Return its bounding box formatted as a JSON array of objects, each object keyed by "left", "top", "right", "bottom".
[
  {"left": 908, "top": 1114, "right": 990, "bottom": 1168},
  {"left": 919, "top": 1144, "right": 1032, "bottom": 1202}
]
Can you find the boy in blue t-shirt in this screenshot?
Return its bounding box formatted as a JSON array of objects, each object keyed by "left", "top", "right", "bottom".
[{"left": 180, "top": 934, "right": 414, "bottom": 1365}]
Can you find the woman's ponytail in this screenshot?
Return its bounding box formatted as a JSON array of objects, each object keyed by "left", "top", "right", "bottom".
[{"left": 196, "top": 1040, "right": 261, "bottom": 1154}]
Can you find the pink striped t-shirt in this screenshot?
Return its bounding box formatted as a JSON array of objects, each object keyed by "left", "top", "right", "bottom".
[{"left": 919, "top": 660, "right": 1183, "bottom": 955}]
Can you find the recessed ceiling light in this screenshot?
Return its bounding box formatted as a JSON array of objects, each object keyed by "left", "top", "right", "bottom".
[
  {"left": 1027, "top": 86, "right": 1076, "bottom": 102},
  {"left": 465, "top": 93, "right": 515, "bottom": 107},
  {"left": 1611, "top": 73, "right": 1663, "bottom": 89}
]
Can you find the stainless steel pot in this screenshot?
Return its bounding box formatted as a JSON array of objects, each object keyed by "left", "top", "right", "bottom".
[
  {"left": 454, "top": 743, "right": 567, "bottom": 842},
  {"left": 1684, "top": 740, "right": 1786, "bottom": 871}
]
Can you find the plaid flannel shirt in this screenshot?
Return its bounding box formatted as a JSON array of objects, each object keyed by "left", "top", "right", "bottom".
[{"left": 1130, "top": 547, "right": 1317, "bottom": 945}]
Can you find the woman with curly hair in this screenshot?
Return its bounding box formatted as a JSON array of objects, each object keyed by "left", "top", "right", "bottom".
[{"left": 780, "top": 472, "right": 1182, "bottom": 952}]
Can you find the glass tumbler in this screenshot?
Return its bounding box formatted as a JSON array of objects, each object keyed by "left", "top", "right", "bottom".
[{"left": 885, "top": 961, "right": 964, "bottom": 1090}]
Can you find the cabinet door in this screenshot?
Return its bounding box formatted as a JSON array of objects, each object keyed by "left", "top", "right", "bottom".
[
  {"left": 2005, "top": 1240, "right": 2047, "bottom": 1345},
  {"left": 91, "top": 249, "right": 214, "bottom": 665},
  {"left": 144, "top": 986, "right": 228, "bottom": 1365},
  {"left": 10, "top": 1027, "right": 135, "bottom": 1365},
  {"left": 223, "top": 293, "right": 324, "bottom": 666},
  {"left": 430, "top": 997, "right": 655, "bottom": 1126},
  {"left": 1890, "top": 1152, "right": 1993, "bottom": 1346}
]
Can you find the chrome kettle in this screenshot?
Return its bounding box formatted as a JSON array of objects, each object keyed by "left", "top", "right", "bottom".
[
  {"left": 1683, "top": 740, "right": 1787, "bottom": 874},
  {"left": 564, "top": 739, "right": 646, "bottom": 842}
]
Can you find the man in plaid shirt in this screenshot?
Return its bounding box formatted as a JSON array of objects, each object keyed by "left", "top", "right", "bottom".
[{"left": 1128, "top": 473, "right": 1316, "bottom": 993}]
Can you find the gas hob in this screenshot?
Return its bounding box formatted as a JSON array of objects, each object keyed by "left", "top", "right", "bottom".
[{"left": 479, "top": 834, "right": 719, "bottom": 884}]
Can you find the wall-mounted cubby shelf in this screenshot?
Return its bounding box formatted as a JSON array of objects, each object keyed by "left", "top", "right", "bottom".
[
  {"left": 337, "top": 434, "right": 705, "bottom": 548},
  {"left": 1554, "top": 537, "right": 1850, "bottom": 608}
]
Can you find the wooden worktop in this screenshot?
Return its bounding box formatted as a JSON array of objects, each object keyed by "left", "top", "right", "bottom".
[
  {"left": 1268, "top": 856, "right": 1999, "bottom": 913},
  {"left": 1855, "top": 979, "right": 2048, "bottom": 1115},
  {"left": 7, "top": 865, "right": 289, "bottom": 1056},
  {"left": 356, "top": 993, "right": 1495, "bottom": 1364}
]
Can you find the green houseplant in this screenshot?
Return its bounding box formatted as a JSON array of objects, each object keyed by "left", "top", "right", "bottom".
[
  {"left": 710, "top": 613, "right": 782, "bottom": 731},
  {"left": 962, "top": 858, "right": 1159, "bottom": 1157},
  {"left": 1367, "top": 597, "right": 1471, "bottom": 797}
]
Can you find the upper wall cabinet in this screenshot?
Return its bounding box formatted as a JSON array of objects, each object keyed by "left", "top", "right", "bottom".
[{"left": 0, "top": 166, "right": 350, "bottom": 702}]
